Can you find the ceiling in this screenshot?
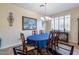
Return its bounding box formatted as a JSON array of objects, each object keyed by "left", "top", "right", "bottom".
[{"left": 14, "top": 3, "right": 79, "bottom": 16}]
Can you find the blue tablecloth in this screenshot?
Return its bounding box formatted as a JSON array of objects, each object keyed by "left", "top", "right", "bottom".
[{"left": 27, "top": 33, "right": 49, "bottom": 49}]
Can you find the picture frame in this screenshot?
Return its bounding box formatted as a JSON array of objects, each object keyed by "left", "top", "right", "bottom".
[{"left": 22, "top": 16, "right": 37, "bottom": 30}]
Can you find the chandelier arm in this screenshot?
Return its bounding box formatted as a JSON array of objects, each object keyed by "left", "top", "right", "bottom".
[{"left": 45, "top": 3, "right": 47, "bottom": 18}]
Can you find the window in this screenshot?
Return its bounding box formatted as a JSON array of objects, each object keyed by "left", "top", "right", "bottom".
[
  {"left": 65, "top": 15, "right": 70, "bottom": 32},
  {"left": 51, "top": 15, "right": 70, "bottom": 32},
  {"left": 54, "top": 17, "right": 59, "bottom": 31},
  {"left": 59, "top": 16, "right": 64, "bottom": 32}
]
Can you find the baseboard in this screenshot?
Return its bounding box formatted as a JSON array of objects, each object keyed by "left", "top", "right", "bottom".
[{"left": 0, "top": 42, "right": 21, "bottom": 50}]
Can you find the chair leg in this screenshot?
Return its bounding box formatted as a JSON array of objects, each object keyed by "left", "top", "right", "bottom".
[
  {"left": 13, "top": 48, "right": 17, "bottom": 55},
  {"left": 46, "top": 48, "right": 52, "bottom": 54},
  {"left": 46, "top": 48, "right": 49, "bottom": 54},
  {"left": 70, "top": 46, "right": 74, "bottom": 55},
  {"left": 37, "top": 48, "right": 43, "bottom": 55},
  {"left": 47, "top": 48, "right": 54, "bottom": 54}
]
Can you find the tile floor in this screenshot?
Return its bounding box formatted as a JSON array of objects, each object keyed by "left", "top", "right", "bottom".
[{"left": 0, "top": 43, "right": 79, "bottom": 55}]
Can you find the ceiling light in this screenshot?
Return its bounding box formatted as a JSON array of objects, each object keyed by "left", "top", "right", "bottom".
[{"left": 40, "top": 3, "right": 52, "bottom": 21}]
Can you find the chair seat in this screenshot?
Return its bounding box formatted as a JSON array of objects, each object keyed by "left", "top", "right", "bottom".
[
  {"left": 15, "top": 44, "right": 36, "bottom": 51},
  {"left": 26, "top": 45, "right": 35, "bottom": 51}
]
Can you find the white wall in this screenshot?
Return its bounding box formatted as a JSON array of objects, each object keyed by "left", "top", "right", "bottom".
[
  {"left": 0, "top": 4, "right": 41, "bottom": 48},
  {"left": 50, "top": 7, "right": 79, "bottom": 44}
]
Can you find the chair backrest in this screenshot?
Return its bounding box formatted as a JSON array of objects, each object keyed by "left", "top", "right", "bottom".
[
  {"left": 47, "top": 32, "right": 59, "bottom": 51},
  {"left": 32, "top": 30, "right": 37, "bottom": 35},
  {"left": 48, "top": 31, "right": 53, "bottom": 48},
  {"left": 49, "top": 31, "right": 53, "bottom": 39},
  {"left": 58, "top": 32, "right": 68, "bottom": 42},
  {"left": 53, "top": 32, "right": 59, "bottom": 39},
  {"left": 20, "top": 33, "right": 25, "bottom": 45},
  {"left": 20, "top": 33, "right": 27, "bottom": 54},
  {"left": 39, "top": 30, "right": 44, "bottom": 34}
]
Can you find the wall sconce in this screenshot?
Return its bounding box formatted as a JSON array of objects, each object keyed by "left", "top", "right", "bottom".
[{"left": 7, "top": 12, "right": 14, "bottom": 26}]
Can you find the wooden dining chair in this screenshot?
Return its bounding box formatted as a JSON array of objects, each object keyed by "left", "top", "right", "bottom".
[
  {"left": 46, "top": 31, "right": 59, "bottom": 54},
  {"left": 13, "top": 33, "right": 36, "bottom": 55},
  {"left": 53, "top": 42, "right": 74, "bottom": 55}
]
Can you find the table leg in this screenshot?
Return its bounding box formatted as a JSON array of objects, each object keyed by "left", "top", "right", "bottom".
[
  {"left": 37, "top": 43, "right": 43, "bottom": 55},
  {"left": 37, "top": 48, "right": 43, "bottom": 55}
]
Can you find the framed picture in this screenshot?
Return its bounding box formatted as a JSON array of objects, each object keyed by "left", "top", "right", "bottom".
[{"left": 22, "top": 16, "right": 37, "bottom": 30}]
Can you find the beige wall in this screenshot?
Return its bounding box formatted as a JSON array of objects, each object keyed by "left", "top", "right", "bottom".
[
  {"left": 45, "top": 21, "right": 51, "bottom": 32},
  {"left": 0, "top": 4, "right": 40, "bottom": 48},
  {"left": 50, "top": 7, "right": 79, "bottom": 44}
]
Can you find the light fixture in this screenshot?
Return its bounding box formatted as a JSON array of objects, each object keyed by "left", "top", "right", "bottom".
[
  {"left": 40, "top": 3, "right": 52, "bottom": 21},
  {"left": 7, "top": 12, "right": 14, "bottom": 26}
]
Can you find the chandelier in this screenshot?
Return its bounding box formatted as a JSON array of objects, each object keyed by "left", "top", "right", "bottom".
[{"left": 40, "top": 3, "right": 52, "bottom": 21}]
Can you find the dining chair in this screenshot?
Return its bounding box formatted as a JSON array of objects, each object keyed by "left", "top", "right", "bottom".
[
  {"left": 46, "top": 31, "right": 59, "bottom": 54},
  {"left": 53, "top": 42, "right": 74, "bottom": 55},
  {"left": 13, "top": 33, "right": 36, "bottom": 55}
]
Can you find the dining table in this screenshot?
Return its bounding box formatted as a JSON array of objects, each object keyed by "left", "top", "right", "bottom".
[
  {"left": 27, "top": 33, "right": 49, "bottom": 54},
  {"left": 27, "top": 33, "right": 49, "bottom": 48}
]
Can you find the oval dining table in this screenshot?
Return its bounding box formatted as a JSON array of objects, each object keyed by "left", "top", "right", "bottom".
[{"left": 27, "top": 33, "right": 49, "bottom": 54}]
